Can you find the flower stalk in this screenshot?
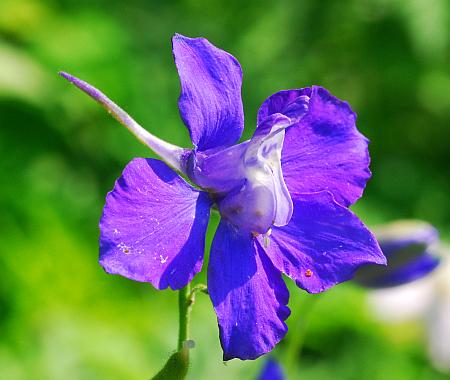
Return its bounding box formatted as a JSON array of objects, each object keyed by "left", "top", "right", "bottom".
[
  {"left": 151, "top": 283, "right": 205, "bottom": 380},
  {"left": 178, "top": 283, "right": 191, "bottom": 351},
  {"left": 178, "top": 283, "right": 208, "bottom": 350}
]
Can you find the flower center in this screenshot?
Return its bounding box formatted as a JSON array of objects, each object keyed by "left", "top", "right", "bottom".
[
  {"left": 218, "top": 177, "right": 276, "bottom": 234},
  {"left": 189, "top": 114, "right": 294, "bottom": 234}
]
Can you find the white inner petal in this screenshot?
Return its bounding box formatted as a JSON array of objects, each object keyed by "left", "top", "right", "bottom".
[{"left": 244, "top": 118, "right": 293, "bottom": 228}]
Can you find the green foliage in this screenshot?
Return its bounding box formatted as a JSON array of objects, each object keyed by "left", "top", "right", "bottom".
[{"left": 0, "top": 0, "right": 449, "bottom": 379}]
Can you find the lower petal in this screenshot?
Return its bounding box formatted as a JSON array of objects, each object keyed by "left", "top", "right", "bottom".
[
  {"left": 99, "top": 158, "right": 212, "bottom": 290},
  {"left": 262, "top": 191, "right": 386, "bottom": 294},
  {"left": 208, "top": 220, "right": 290, "bottom": 360}
]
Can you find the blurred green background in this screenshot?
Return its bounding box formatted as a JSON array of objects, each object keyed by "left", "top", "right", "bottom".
[{"left": 0, "top": 0, "right": 449, "bottom": 379}]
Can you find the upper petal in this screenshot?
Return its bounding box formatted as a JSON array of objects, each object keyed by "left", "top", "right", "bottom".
[
  {"left": 99, "top": 158, "right": 212, "bottom": 290},
  {"left": 173, "top": 34, "right": 244, "bottom": 151},
  {"left": 208, "top": 219, "right": 290, "bottom": 360},
  {"left": 258, "top": 86, "right": 370, "bottom": 207},
  {"left": 261, "top": 191, "right": 386, "bottom": 294}
]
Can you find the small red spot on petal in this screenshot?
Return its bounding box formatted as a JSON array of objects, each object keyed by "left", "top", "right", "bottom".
[{"left": 305, "top": 269, "right": 313, "bottom": 277}]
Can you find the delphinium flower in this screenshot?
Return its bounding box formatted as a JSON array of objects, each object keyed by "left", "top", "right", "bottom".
[
  {"left": 354, "top": 220, "right": 440, "bottom": 288},
  {"left": 59, "top": 33, "right": 385, "bottom": 360},
  {"left": 257, "top": 358, "right": 285, "bottom": 380}
]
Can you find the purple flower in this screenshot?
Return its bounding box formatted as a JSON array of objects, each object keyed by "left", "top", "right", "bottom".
[
  {"left": 354, "top": 220, "right": 440, "bottom": 288},
  {"left": 59, "top": 33, "right": 385, "bottom": 360},
  {"left": 257, "top": 358, "right": 285, "bottom": 380}
]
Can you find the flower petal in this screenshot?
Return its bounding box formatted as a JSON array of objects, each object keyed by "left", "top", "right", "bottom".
[
  {"left": 258, "top": 359, "right": 285, "bottom": 380},
  {"left": 354, "top": 220, "right": 440, "bottom": 288},
  {"left": 375, "top": 220, "right": 439, "bottom": 253},
  {"left": 99, "top": 158, "right": 211, "bottom": 290},
  {"left": 187, "top": 142, "right": 249, "bottom": 194},
  {"left": 257, "top": 88, "right": 311, "bottom": 125},
  {"left": 173, "top": 34, "right": 244, "bottom": 151},
  {"left": 262, "top": 191, "right": 386, "bottom": 294},
  {"left": 357, "top": 252, "right": 440, "bottom": 288},
  {"left": 258, "top": 86, "right": 370, "bottom": 207},
  {"left": 248, "top": 114, "right": 293, "bottom": 227},
  {"left": 208, "top": 220, "right": 290, "bottom": 360}
]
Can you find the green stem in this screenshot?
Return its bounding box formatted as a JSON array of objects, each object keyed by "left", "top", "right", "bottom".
[
  {"left": 178, "top": 283, "right": 191, "bottom": 351},
  {"left": 152, "top": 283, "right": 207, "bottom": 380}
]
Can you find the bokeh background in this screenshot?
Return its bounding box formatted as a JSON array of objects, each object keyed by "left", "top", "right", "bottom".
[{"left": 0, "top": 0, "right": 449, "bottom": 379}]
